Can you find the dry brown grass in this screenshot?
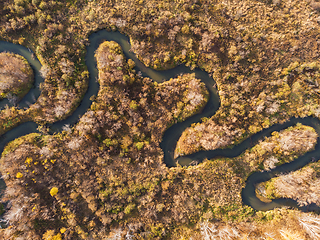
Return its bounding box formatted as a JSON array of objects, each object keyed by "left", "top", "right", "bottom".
[{"left": 0, "top": 52, "right": 33, "bottom": 100}]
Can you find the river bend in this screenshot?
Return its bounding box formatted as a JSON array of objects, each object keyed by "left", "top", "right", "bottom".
[{"left": 0, "top": 30, "right": 320, "bottom": 216}]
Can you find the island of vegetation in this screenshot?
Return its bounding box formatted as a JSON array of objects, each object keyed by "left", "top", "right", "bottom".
[
  {"left": 0, "top": 0, "right": 320, "bottom": 239},
  {"left": 260, "top": 161, "right": 320, "bottom": 207},
  {"left": 0, "top": 52, "right": 33, "bottom": 103}
]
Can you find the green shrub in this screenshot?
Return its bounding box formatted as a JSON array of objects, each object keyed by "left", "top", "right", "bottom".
[
  {"left": 124, "top": 203, "right": 136, "bottom": 214},
  {"left": 135, "top": 142, "right": 144, "bottom": 150},
  {"left": 129, "top": 100, "right": 138, "bottom": 110}
]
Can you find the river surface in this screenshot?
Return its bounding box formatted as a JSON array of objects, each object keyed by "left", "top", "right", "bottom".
[
  {"left": 0, "top": 30, "right": 320, "bottom": 220},
  {"left": 0, "top": 42, "right": 43, "bottom": 110}
]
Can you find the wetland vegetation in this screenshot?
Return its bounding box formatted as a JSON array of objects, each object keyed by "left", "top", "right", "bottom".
[
  {"left": 0, "top": 52, "right": 33, "bottom": 103},
  {"left": 0, "top": 0, "right": 320, "bottom": 239}
]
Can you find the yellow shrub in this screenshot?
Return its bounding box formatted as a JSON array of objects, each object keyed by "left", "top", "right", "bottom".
[{"left": 50, "top": 187, "right": 58, "bottom": 197}]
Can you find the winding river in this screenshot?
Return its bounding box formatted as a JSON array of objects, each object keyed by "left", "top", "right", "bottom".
[{"left": 1, "top": 30, "right": 320, "bottom": 220}]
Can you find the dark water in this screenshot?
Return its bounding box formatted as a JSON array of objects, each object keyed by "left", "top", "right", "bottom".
[
  {"left": 173, "top": 117, "right": 320, "bottom": 211},
  {"left": 0, "top": 42, "right": 43, "bottom": 110},
  {"left": 0, "top": 30, "right": 319, "bottom": 220}
]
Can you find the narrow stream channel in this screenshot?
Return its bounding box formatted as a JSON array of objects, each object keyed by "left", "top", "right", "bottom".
[
  {"left": 1, "top": 30, "right": 320, "bottom": 222},
  {"left": 0, "top": 42, "right": 43, "bottom": 110}
]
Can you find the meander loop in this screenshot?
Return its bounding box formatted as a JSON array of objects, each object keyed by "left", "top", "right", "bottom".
[{"left": 0, "top": 30, "right": 320, "bottom": 214}]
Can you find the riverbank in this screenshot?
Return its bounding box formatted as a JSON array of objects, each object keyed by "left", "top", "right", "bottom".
[
  {"left": 0, "top": 0, "right": 320, "bottom": 239},
  {"left": 0, "top": 35, "right": 320, "bottom": 239}
]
